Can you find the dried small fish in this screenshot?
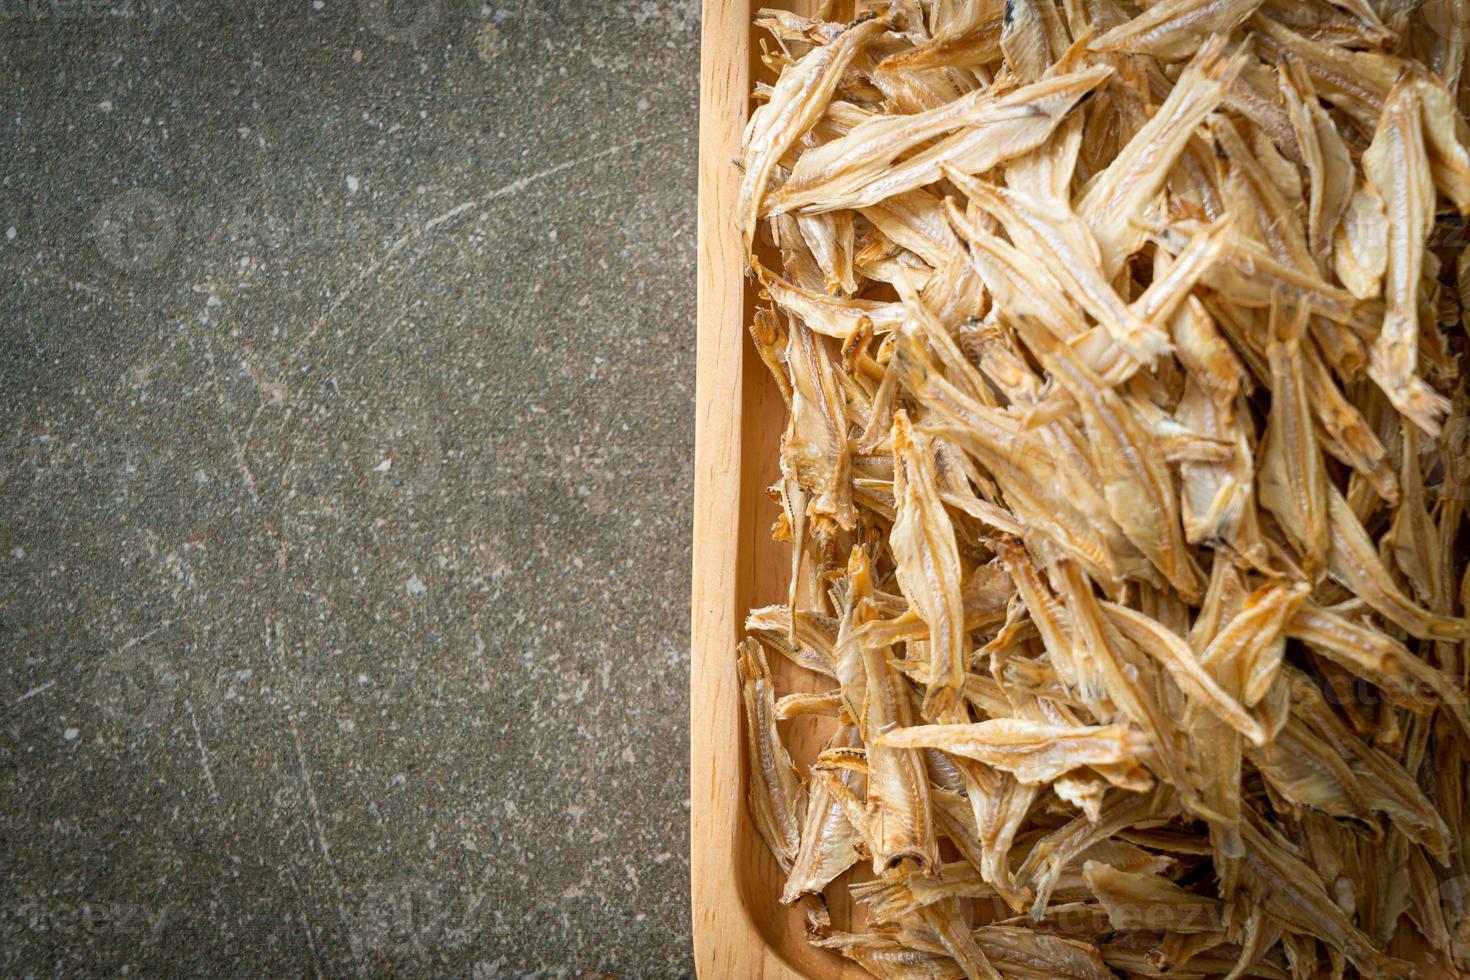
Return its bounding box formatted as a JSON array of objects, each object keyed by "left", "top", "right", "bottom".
[
  {"left": 738, "top": 15, "right": 889, "bottom": 247},
  {"left": 1017, "top": 786, "right": 1179, "bottom": 917},
  {"left": 1101, "top": 600, "right": 1265, "bottom": 744},
  {"left": 1239, "top": 818, "right": 1415, "bottom": 978},
  {"left": 1333, "top": 184, "right": 1388, "bottom": 300},
  {"left": 732, "top": 5, "right": 1470, "bottom": 975},
  {"left": 1362, "top": 78, "right": 1448, "bottom": 435},
  {"left": 811, "top": 930, "right": 960, "bottom": 979},
  {"left": 775, "top": 66, "right": 1113, "bottom": 214},
  {"left": 859, "top": 592, "right": 940, "bottom": 872},
  {"left": 739, "top": 638, "right": 805, "bottom": 871},
  {"left": 1082, "top": 860, "right": 1225, "bottom": 932},
  {"left": 879, "top": 7, "right": 1003, "bottom": 75},
  {"left": 971, "top": 926, "right": 1114, "bottom": 980},
  {"left": 1257, "top": 304, "right": 1329, "bottom": 574},
  {"left": 891, "top": 411, "right": 969, "bottom": 722},
  {"left": 1328, "top": 487, "right": 1470, "bottom": 641},
  {"left": 1091, "top": 0, "right": 1263, "bottom": 60},
  {"left": 950, "top": 170, "right": 1174, "bottom": 361},
  {"left": 785, "top": 318, "right": 859, "bottom": 530},
  {"left": 1078, "top": 36, "right": 1245, "bottom": 277},
  {"left": 1019, "top": 323, "right": 1200, "bottom": 598},
  {"left": 876, "top": 718, "right": 1150, "bottom": 786},
  {"left": 784, "top": 725, "right": 865, "bottom": 903}
]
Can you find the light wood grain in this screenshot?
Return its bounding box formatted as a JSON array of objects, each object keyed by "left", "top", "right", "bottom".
[{"left": 691, "top": 1, "right": 870, "bottom": 977}]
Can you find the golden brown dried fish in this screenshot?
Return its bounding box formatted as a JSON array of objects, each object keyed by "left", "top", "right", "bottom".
[
  {"left": 731, "top": 5, "right": 1470, "bottom": 973},
  {"left": 946, "top": 200, "right": 1090, "bottom": 342},
  {"left": 1280, "top": 61, "right": 1353, "bottom": 266},
  {"left": 785, "top": 318, "right": 859, "bottom": 531},
  {"left": 776, "top": 66, "right": 1113, "bottom": 214},
  {"left": 919, "top": 895, "right": 1002, "bottom": 979},
  {"left": 1101, "top": 600, "right": 1266, "bottom": 744},
  {"left": 1289, "top": 667, "right": 1452, "bottom": 858},
  {"left": 1333, "top": 184, "right": 1388, "bottom": 300},
  {"left": 1238, "top": 818, "right": 1415, "bottom": 978},
  {"left": 1016, "top": 785, "right": 1179, "bottom": 917},
  {"left": 740, "top": 638, "right": 806, "bottom": 871},
  {"left": 877, "top": 718, "right": 1150, "bottom": 786},
  {"left": 1328, "top": 487, "right": 1470, "bottom": 641},
  {"left": 859, "top": 596, "right": 941, "bottom": 872},
  {"left": 796, "top": 209, "right": 858, "bottom": 295},
  {"left": 899, "top": 354, "right": 1126, "bottom": 593},
  {"left": 811, "top": 930, "right": 961, "bottom": 979},
  {"left": 1213, "top": 116, "right": 1313, "bottom": 273},
  {"left": 860, "top": 188, "right": 961, "bottom": 271},
  {"left": 1079, "top": 36, "right": 1245, "bottom": 276},
  {"left": 879, "top": 4, "right": 1003, "bottom": 75},
  {"left": 759, "top": 263, "right": 908, "bottom": 339},
  {"left": 969, "top": 925, "right": 1114, "bottom": 980},
  {"left": 776, "top": 689, "right": 845, "bottom": 720},
  {"left": 784, "top": 726, "right": 866, "bottom": 903},
  {"left": 1018, "top": 322, "right": 1201, "bottom": 598},
  {"left": 1083, "top": 860, "right": 1225, "bottom": 932},
  {"left": 1055, "top": 558, "right": 1214, "bottom": 810},
  {"left": 1362, "top": 78, "right": 1450, "bottom": 436},
  {"left": 1202, "top": 579, "right": 1309, "bottom": 707},
  {"left": 1257, "top": 304, "right": 1329, "bottom": 573},
  {"left": 954, "top": 755, "right": 1040, "bottom": 903},
  {"left": 851, "top": 859, "right": 998, "bottom": 919},
  {"left": 746, "top": 604, "right": 838, "bottom": 676},
  {"left": 949, "top": 170, "right": 1174, "bottom": 361},
  {"left": 1250, "top": 16, "right": 1397, "bottom": 130},
  {"left": 1092, "top": 0, "right": 1262, "bottom": 61},
  {"left": 739, "top": 15, "right": 889, "bottom": 247},
  {"left": 891, "top": 411, "right": 970, "bottom": 722},
  {"left": 1299, "top": 340, "right": 1398, "bottom": 504}
]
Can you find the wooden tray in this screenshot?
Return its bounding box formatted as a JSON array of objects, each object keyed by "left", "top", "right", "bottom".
[
  {"left": 688, "top": 4, "right": 1451, "bottom": 977},
  {"left": 690, "top": 1, "right": 867, "bottom": 977}
]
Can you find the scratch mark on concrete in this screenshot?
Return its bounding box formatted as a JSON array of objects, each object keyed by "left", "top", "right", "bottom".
[
  {"left": 185, "top": 699, "right": 220, "bottom": 802},
  {"left": 472, "top": 632, "right": 492, "bottom": 693},
  {"left": 466, "top": 136, "right": 648, "bottom": 211},
  {"left": 285, "top": 870, "right": 329, "bottom": 980},
  {"left": 299, "top": 907, "right": 328, "bottom": 980},
  {"left": 239, "top": 399, "right": 273, "bottom": 448},
  {"left": 112, "top": 620, "right": 173, "bottom": 656},
  {"left": 228, "top": 431, "right": 261, "bottom": 507},
  {"left": 290, "top": 136, "right": 650, "bottom": 361},
  {"left": 289, "top": 713, "right": 363, "bottom": 977},
  {"left": 359, "top": 310, "right": 408, "bottom": 358},
  {"left": 14, "top": 679, "right": 55, "bottom": 704},
  {"left": 268, "top": 621, "right": 365, "bottom": 978}
]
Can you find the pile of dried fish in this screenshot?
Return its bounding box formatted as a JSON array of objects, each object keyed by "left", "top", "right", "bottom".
[{"left": 734, "top": 1, "right": 1470, "bottom": 976}]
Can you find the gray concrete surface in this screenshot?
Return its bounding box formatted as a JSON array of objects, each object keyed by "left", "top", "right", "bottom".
[{"left": 0, "top": 2, "right": 697, "bottom": 975}]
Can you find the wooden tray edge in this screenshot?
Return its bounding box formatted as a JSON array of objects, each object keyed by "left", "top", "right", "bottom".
[{"left": 691, "top": 0, "right": 805, "bottom": 977}]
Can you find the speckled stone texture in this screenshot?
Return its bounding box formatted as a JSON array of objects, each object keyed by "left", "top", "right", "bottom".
[{"left": 0, "top": 2, "right": 696, "bottom": 976}]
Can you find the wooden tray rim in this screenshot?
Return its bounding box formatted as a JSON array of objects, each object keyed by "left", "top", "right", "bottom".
[{"left": 690, "top": 0, "right": 817, "bottom": 976}]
